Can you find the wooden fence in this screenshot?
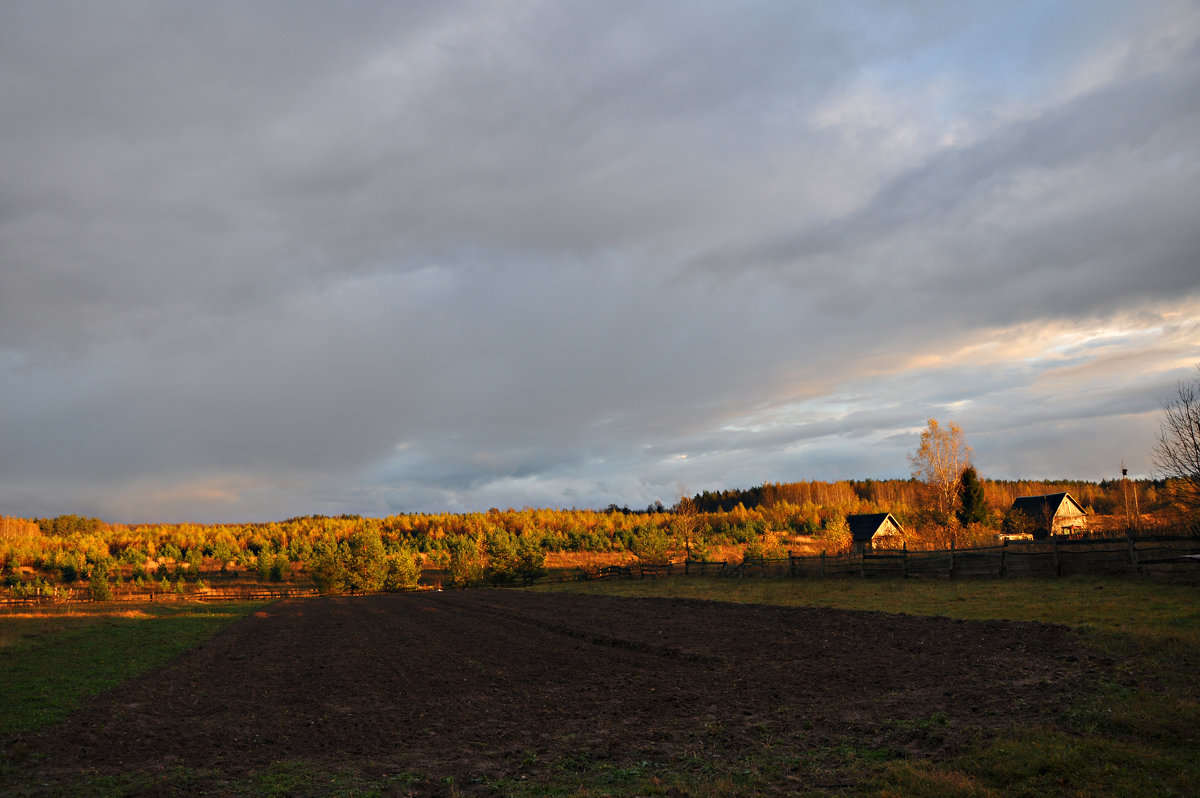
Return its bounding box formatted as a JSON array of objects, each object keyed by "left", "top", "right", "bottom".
[
  {"left": 783, "top": 534, "right": 1198, "bottom": 580},
  {"left": 0, "top": 584, "right": 319, "bottom": 608},
  {"left": 563, "top": 534, "right": 1199, "bottom": 583}
]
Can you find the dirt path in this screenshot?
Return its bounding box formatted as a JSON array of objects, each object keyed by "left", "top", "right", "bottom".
[{"left": 10, "top": 590, "right": 1110, "bottom": 794}]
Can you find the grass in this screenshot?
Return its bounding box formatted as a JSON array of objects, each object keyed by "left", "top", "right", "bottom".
[
  {"left": 537, "top": 574, "right": 1200, "bottom": 636},
  {"left": 0, "top": 600, "right": 264, "bottom": 736}
]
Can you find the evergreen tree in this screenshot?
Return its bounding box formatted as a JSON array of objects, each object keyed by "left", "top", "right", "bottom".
[
  {"left": 447, "top": 537, "right": 484, "bottom": 588},
  {"left": 957, "top": 466, "right": 989, "bottom": 527}
]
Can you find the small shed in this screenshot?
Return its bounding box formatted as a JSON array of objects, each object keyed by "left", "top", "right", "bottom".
[
  {"left": 847, "top": 512, "right": 905, "bottom": 553},
  {"left": 1007, "top": 492, "right": 1088, "bottom": 539}
]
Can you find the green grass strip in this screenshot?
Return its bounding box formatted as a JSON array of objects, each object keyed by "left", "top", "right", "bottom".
[
  {"left": 539, "top": 575, "right": 1200, "bottom": 639},
  {"left": 0, "top": 601, "right": 265, "bottom": 736}
]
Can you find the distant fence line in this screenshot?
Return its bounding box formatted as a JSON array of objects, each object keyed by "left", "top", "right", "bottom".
[
  {"left": 0, "top": 584, "right": 322, "bottom": 607},
  {"left": 564, "top": 534, "right": 1200, "bottom": 583}
]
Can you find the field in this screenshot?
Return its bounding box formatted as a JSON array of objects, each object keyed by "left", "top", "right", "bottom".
[{"left": 2, "top": 577, "right": 1198, "bottom": 796}]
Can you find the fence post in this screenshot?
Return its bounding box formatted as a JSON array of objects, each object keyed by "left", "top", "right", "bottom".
[
  {"left": 1052, "top": 538, "right": 1061, "bottom": 577},
  {"left": 902, "top": 541, "right": 907, "bottom": 579},
  {"left": 1000, "top": 539, "right": 1007, "bottom": 577},
  {"left": 948, "top": 539, "right": 955, "bottom": 579},
  {"left": 1127, "top": 533, "right": 1140, "bottom": 573},
  {"left": 820, "top": 550, "right": 826, "bottom": 578}
]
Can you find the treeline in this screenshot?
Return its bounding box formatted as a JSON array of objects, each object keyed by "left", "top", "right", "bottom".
[
  {"left": 694, "top": 478, "right": 1170, "bottom": 516},
  {"left": 0, "top": 477, "right": 1181, "bottom": 597}
]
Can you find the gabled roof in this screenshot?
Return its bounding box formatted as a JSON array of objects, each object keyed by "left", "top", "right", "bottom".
[
  {"left": 1008, "top": 492, "right": 1087, "bottom": 518},
  {"left": 846, "top": 512, "right": 903, "bottom": 543}
]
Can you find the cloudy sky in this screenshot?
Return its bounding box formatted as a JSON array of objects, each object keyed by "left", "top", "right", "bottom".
[{"left": 2, "top": 1, "right": 1198, "bottom": 523}]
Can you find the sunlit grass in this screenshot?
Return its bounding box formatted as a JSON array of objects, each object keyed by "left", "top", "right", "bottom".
[{"left": 538, "top": 575, "right": 1200, "bottom": 640}]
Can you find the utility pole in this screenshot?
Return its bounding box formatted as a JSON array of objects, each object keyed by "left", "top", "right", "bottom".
[
  {"left": 1121, "top": 461, "right": 1139, "bottom": 534},
  {"left": 1121, "top": 461, "right": 1130, "bottom": 530},
  {"left": 1131, "top": 471, "right": 1140, "bottom": 532}
]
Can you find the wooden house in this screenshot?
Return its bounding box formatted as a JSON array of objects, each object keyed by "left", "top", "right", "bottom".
[
  {"left": 847, "top": 512, "right": 904, "bottom": 553},
  {"left": 1007, "top": 492, "right": 1088, "bottom": 539}
]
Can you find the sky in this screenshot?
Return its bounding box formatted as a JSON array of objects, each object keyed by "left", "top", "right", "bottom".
[{"left": 2, "top": 1, "right": 1199, "bottom": 523}]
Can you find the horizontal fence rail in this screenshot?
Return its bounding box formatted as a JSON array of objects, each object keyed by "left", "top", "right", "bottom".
[
  {"left": 788, "top": 535, "right": 1199, "bottom": 580},
  {"left": 561, "top": 534, "right": 1200, "bottom": 585}
]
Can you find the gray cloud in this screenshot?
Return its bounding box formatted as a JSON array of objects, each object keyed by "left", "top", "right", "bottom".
[{"left": 1, "top": 1, "right": 1198, "bottom": 521}]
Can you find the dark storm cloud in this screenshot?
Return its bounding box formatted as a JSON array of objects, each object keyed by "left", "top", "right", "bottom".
[{"left": 1, "top": 1, "right": 1198, "bottom": 521}]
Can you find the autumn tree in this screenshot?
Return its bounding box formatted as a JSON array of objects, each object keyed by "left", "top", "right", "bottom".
[
  {"left": 1152, "top": 365, "right": 1200, "bottom": 526},
  {"left": 819, "top": 511, "right": 853, "bottom": 554},
  {"left": 908, "top": 419, "right": 972, "bottom": 524},
  {"left": 673, "top": 491, "right": 704, "bottom": 561}
]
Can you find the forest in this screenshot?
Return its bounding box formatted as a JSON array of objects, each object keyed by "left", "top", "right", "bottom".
[{"left": 0, "top": 475, "right": 1187, "bottom": 600}]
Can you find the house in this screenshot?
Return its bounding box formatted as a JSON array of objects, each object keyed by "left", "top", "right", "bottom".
[
  {"left": 847, "top": 513, "right": 905, "bottom": 553},
  {"left": 1007, "top": 492, "right": 1088, "bottom": 539}
]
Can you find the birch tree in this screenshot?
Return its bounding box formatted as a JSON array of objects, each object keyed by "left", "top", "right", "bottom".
[
  {"left": 908, "top": 419, "right": 972, "bottom": 524},
  {"left": 673, "top": 490, "right": 702, "bottom": 561},
  {"left": 1152, "top": 366, "right": 1200, "bottom": 523}
]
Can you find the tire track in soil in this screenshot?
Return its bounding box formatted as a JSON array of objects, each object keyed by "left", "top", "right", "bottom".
[{"left": 8, "top": 590, "right": 1111, "bottom": 794}]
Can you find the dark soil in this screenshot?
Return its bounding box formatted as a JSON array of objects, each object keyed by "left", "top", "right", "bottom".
[{"left": 7, "top": 590, "right": 1112, "bottom": 795}]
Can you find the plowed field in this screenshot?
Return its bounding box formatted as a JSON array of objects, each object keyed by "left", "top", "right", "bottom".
[{"left": 9, "top": 590, "right": 1109, "bottom": 795}]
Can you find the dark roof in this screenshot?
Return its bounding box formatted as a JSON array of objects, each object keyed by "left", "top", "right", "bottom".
[
  {"left": 1008, "top": 492, "right": 1086, "bottom": 518},
  {"left": 846, "top": 512, "right": 902, "bottom": 542}
]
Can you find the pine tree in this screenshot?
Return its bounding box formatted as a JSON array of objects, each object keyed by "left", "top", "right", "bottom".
[{"left": 957, "top": 466, "right": 988, "bottom": 527}]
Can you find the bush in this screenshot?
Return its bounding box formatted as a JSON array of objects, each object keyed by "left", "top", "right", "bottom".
[
  {"left": 686, "top": 532, "right": 712, "bottom": 562},
  {"left": 308, "top": 539, "right": 346, "bottom": 594},
  {"left": 515, "top": 536, "right": 546, "bottom": 582},
  {"left": 88, "top": 569, "right": 112, "bottom": 602},
  {"left": 1003, "top": 509, "right": 1036, "bottom": 538},
  {"left": 819, "top": 513, "right": 853, "bottom": 554},
  {"left": 631, "top": 524, "right": 671, "bottom": 566},
  {"left": 342, "top": 528, "right": 388, "bottom": 592},
  {"left": 307, "top": 529, "right": 390, "bottom": 594},
  {"left": 385, "top": 548, "right": 422, "bottom": 591},
  {"left": 255, "top": 549, "right": 274, "bottom": 582},
  {"left": 485, "top": 534, "right": 519, "bottom": 585},
  {"left": 447, "top": 537, "right": 484, "bottom": 588},
  {"left": 264, "top": 553, "right": 291, "bottom": 582}
]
